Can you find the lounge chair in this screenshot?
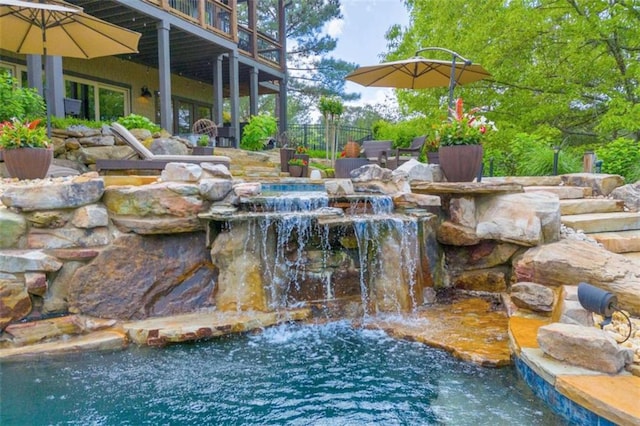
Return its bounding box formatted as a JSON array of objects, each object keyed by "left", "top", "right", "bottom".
[
  {"left": 387, "top": 136, "right": 426, "bottom": 169},
  {"left": 96, "top": 123, "right": 231, "bottom": 172},
  {"left": 360, "top": 140, "right": 394, "bottom": 167}
]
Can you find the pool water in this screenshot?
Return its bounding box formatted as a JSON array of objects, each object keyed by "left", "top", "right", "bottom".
[
  {"left": 261, "top": 182, "right": 325, "bottom": 193},
  {"left": 0, "top": 322, "right": 566, "bottom": 425}
]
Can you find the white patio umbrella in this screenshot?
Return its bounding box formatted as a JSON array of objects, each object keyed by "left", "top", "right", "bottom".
[{"left": 0, "top": 0, "right": 141, "bottom": 132}]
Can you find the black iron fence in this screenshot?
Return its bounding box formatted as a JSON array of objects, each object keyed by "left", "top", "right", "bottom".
[{"left": 282, "top": 124, "right": 373, "bottom": 152}]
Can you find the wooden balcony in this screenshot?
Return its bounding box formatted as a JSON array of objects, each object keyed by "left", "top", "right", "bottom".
[{"left": 143, "top": 0, "right": 283, "bottom": 68}]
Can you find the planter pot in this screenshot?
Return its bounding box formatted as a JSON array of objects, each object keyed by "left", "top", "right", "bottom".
[
  {"left": 3, "top": 147, "right": 53, "bottom": 180},
  {"left": 280, "top": 148, "right": 296, "bottom": 172},
  {"left": 344, "top": 141, "right": 360, "bottom": 158},
  {"left": 192, "top": 146, "right": 214, "bottom": 155},
  {"left": 294, "top": 154, "right": 309, "bottom": 177},
  {"left": 438, "top": 145, "right": 483, "bottom": 182},
  {"left": 334, "top": 158, "right": 369, "bottom": 178},
  {"left": 427, "top": 152, "right": 439, "bottom": 165},
  {"left": 288, "top": 165, "right": 303, "bottom": 177}
]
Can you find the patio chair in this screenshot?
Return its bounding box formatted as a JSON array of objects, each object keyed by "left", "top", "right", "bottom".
[
  {"left": 360, "top": 140, "right": 394, "bottom": 167},
  {"left": 96, "top": 123, "right": 231, "bottom": 172},
  {"left": 387, "top": 136, "right": 426, "bottom": 169}
]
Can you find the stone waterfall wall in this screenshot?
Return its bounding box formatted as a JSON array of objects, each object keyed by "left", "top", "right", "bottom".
[{"left": 1, "top": 164, "right": 640, "bottom": 336}]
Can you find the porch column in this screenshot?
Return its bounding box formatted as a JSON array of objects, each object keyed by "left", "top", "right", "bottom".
[
  {"left": 26, "top": 55, "right": 43, "bottom": 96},
  {"left": 229, "top": 50, "right": 240, "bottom": 147},
  {"left": 249, "top": 66, "right": 259, "bottom": 116},
  {"left": 157, "top": 19, "right": 172, "bottom": 133},
  {"left": 45, "top": 56, "right": 64, "bottom": 118},
  {"left": 277, "top": 0, "right": 288, "bottom": 136},
  {"left": 213, "top": 54, "right": 224, "bottom": 125}
]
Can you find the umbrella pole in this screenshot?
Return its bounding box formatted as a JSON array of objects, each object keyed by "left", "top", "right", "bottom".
[
  {"left": 40, "top": 7, "right": 52, "bottom": 137},
  {"left": 448, "top": 54, "right": 456, "bottom": 112}
]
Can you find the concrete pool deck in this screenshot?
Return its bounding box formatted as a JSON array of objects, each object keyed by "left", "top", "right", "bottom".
[{"left": 509, "top": 315, "right": 640, "bottom": 425}]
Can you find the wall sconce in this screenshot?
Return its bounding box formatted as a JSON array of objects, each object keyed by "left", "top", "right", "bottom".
[
  {"left": 140, "top": 86, "right": 152, "bottom": 99},
  {"left": 577, "top": 282, "right": 632, "bottom": 343}
]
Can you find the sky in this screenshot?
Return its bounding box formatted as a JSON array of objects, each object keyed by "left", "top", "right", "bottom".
[{"left": 325, "top": 0, "right": 410, "bottom": 107}]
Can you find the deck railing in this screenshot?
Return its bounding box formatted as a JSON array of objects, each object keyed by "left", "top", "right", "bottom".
[{"left": 144, "top": 0, "right": 282, "bottom": 67}]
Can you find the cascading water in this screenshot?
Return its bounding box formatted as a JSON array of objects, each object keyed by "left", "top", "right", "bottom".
[{"left": 208, "top": 188, "right": 425, "bottom": 316}]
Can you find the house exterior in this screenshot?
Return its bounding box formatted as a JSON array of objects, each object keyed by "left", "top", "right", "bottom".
[{"left": 0, "top": 0, "right": 287, "bottom": 146}]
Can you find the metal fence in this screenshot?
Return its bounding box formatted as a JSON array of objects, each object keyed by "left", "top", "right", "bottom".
[{"left": 283, "top": 124, "right": 373, "bottom": 152}]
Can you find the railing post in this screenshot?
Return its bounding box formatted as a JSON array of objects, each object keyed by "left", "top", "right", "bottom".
[
  {"left": 303, "top": 124, "right": 308, "bottom": 148},
  {"left": 198, "top": 0, "right": 206, "bottom": 27}
]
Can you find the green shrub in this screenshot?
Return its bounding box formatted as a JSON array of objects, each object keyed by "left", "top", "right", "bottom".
[
  {"left": 117, "top": 114, "right": 160, "bottom": 133},
  {"left": 240, "top": 114, "right": 277, "bottom": 151},
  {"left": 595, "top": 138, "right": 640, "bottom": 182},
  {"left": 51, "top": 116, "right": 105, "bottom": 129},
  {"left": 372, "top": 118, "right": 432, "bottom": 148},
  {"left": 0, "top": 71, "right": 45, "bottom": 122}
]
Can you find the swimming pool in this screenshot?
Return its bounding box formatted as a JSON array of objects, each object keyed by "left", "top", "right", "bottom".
[{"left": 0, "top": 322, "right": 565, "bottom": 425}]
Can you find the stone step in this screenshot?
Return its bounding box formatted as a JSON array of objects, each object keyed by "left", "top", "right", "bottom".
[
  {"left": 123, "top": 309, "right": 310, "bottom": 346},
  {"left": 590, "top": 230, "right": 640, "bottom": 253},
  {"left": 559, "top": 198, "right": 625, "bottom": 215},
  {"left": 562, "top": 212, "right": 640, "bottom": 233},
  {"left": 0, "top": 330, "right": 127, "bottom": 362},
  {"left": 524, "top": 185, "right": 592, "bottom": 199}
]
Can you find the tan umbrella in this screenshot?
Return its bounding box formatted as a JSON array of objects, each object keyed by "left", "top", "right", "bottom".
[
  {"left": 0, "top": 0, "right": 141, "bottom": 133},
  {"left": 0, "top": 0, "right": 141, "bottom": 59},
  {"left": 345, "top": 47, "right": 491, "bottom": 107}
]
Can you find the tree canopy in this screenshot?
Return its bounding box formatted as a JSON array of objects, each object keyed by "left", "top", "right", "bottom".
[{"left": 388, "top": 0, "right": 640, "bottom": 146}]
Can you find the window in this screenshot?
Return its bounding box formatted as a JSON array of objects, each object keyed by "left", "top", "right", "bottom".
[{"left": 64, "top": 77, "right": 129, "bottom": 121}]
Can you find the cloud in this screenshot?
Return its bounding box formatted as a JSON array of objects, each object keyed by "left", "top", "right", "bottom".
[{"left": 325, "top": 18, "right": 344, "bottom": 38}]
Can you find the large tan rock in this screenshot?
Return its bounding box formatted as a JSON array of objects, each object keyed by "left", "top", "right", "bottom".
[
  {"left": 0, "top": 176, "right": 104, "bottom": 211},
  {"left": 437, "top": 221, "right": 479, "bottom": 246},
  {"left": 476, "top": 192, "right": 560, "bottom": 246},
  {"left": 0, "top": 250, "right": 63, "bottom": 273},
  {"left": 210, "top": 224, "right": 267, "bottom": 312},
  {"left": 514, "top": 239, "right": 640, "bottom": 316},
  {"left": 561, "top": 173, "right": 625, "bottom": 196},
  {"left": 611, "top": 182, "right": 640, "bottom": 212},
  {"left": 0, "top": 210, "right": 26, "bottom": 249},
  {"left": 0, "top": 279, "right": 31, "bottom": 330},
  {"left": 510, "top": 282, "right": 555, "bottom": 313},
  {"left": 67, "top": 233, "right": 215, "bottom": 320},
  {"left": 27, "top": 227, "right": 111, "bottom": 249},
  {"left": 537, "top": 322, "right": 633, "bottom": 373},
  {"left": 103, "top": 182, "right": 203, "bottom": 217}
]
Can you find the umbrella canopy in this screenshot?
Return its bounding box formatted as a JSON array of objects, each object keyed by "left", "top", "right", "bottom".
[
  {"left": 345, "top": 47, "right": 491, "bottom": 107},
  {"left": 0, "top": 0, "right": 141, "bottom": 59},
  {"left": 0, "top": 0, "right": 141, "bottom": 136}
]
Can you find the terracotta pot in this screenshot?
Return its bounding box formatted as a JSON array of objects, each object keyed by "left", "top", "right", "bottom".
[
  {"left": 288, "top": 165, "right": 303, "bottom": 177},
  {"left": 438, "top": 145, "right": 483, "bottom": 182},
  {"left": 3, "top": 147, "right": 53, "bottom": 180},
  {"left": 344, "top": 141, "right": 360, "bottom": 158}
]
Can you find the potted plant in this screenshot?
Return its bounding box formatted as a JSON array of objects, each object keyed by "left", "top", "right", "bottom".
[
  {"left": 436, "top": 98, "right": 497, "bottom": 182},
  {"left": 287, "top": 157, "right": 308, "bottom": 177},
  {"left": 193, "top": 134, "right": 214, "bottom": 155},
  {"left": 0, "top": 118, "right": 53, "bottom": 179}
]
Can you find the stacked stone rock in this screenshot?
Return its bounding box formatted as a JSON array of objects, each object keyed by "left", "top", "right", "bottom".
[{"left": 0, "top": 162, "right": 638, "bottom": 375}]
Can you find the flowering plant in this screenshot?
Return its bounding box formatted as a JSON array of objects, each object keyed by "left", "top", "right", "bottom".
[
  {"left": 435, "top": 98, "right": 497, "bottom": 146},
  {"left": 288, "top": 158, "right": 308, "bottom": 166},
  {"left": 424, "top": 138, "right": 440, "bottom": 152},
  {"left": 0, "top": 118, "right": 50, "bottom": 150},
  {"left": 295, "top": 145, "right": 308, "bottom": 154}
]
